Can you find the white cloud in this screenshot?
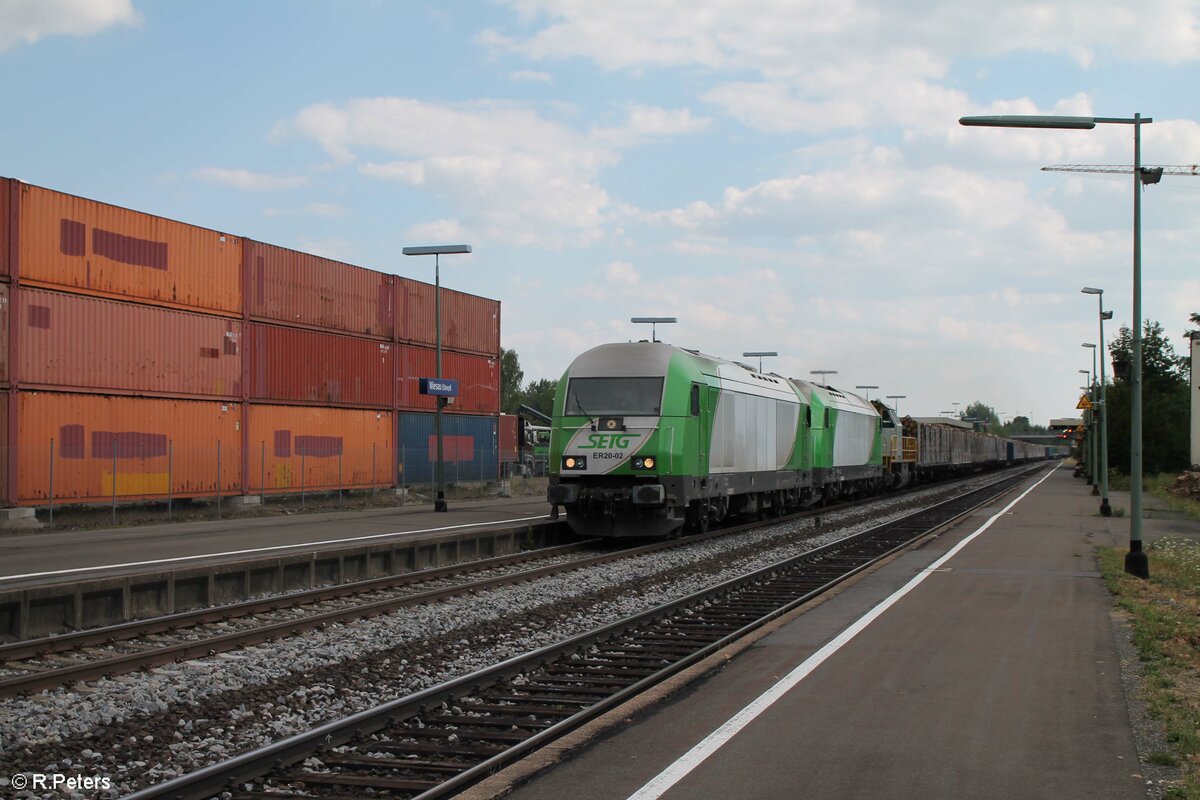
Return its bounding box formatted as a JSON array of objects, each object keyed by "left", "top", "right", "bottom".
[
  {"left": 0, "top": 0, "right": 140, "bottom": 52},
  {"left": 279, "top": 97, "right": 710, "bottom": 247},
  {"left": 403, "top": 218, "right": 469, "bottom": 243},
  {"left": 508, "top": 69, "right": 553, "bottom": 83},
  {"left": 192, "top": 167, "right": 310, "bottom": 192}
]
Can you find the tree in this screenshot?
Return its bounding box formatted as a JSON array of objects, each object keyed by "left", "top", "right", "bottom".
[
  {"left": 500, "top": 348, "right": 524, "bottom": 413},
  {"left": 521, "top": 379, "right": 558, "bottom": 418},
  {"left": 1105, "top": 319, "right": 1190, "bottom": 475},
  {"left": 962, "top": 402, "right": 999, "bottom": 428}
]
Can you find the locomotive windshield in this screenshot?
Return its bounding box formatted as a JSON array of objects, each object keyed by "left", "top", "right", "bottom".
[{"left": 565, "top": 377, "right": 664, "bottom": 417}]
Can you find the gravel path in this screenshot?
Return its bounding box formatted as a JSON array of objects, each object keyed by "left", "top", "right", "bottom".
[{"left": 0, "top": 471, "right": 1025, "bottom": 798}]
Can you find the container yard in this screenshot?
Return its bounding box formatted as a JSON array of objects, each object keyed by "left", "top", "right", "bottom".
[{"left": 0, "top": 178, "right": 502, "bottom": 509}]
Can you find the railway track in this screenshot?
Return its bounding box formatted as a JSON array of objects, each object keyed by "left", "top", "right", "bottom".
[
  {"left": 125, "top": 463, "right": 1050, "bottom": 800},
  {"left": 0, "top": 511, "right": 798, "bottom": 697}
]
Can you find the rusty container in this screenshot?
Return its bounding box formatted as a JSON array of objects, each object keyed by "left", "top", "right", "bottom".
[
  {"left": 0, "top": 177, "right": 12, "bottom": 279},
  {"left": 244, "top": 240, "right": 395, "bottom": 338},
  {"left": 248, "top": 323, "right": 392, "bottom": 408},
  {"left": 16, "top": 182, "right": 241, "bottom": 314},
  {"left": 395, "top": 345, "right": 499, "bottom": 414},
  {"left": 247, "top": 404, "right": 394, "bottom": 493},
  {"left": 17, "top": 287, "right": 241, "bottom": 398},
  {"left": 397, "top": 278, "right": 500, "bottom": 357},
  {"left": 16, "top": 391, "right": 241, "bottom": 504}
]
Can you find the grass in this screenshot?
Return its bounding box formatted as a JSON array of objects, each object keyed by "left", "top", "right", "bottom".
[
  {"left": 1100, "top": 471, "right": 1200, "bottom": 522},
  {"left": 1099, "top": 536, "right": 1200, "bottom": 798}
]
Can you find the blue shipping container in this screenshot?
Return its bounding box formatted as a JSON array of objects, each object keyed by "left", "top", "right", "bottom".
[{"left": 398, "top": 412, "right": 499, "bottom": 485}]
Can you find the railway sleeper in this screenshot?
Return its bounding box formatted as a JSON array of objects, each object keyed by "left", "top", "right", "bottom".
[{"left": 285, "top": 771, "right": 441, "bottom": 791}]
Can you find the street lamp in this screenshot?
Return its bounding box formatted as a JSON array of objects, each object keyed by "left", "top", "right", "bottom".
[
  {"left": 1082, "top": 287, "right": 1113, "bottom": 516},
  {"left": 743, "top": 351, "right": 778, "bottom": 373},
  {"left": 1082, "top": 343, "right": 1102, "bottom": 498},
  {"left": 810, "top": 370, "right": 837, "bottom": 386},
  {"left": 886, "top": 395, "right": 906, "bottom": 416},
  {"left": 960, "top": 112, "right": 1153, "bottom": 578},
  {"left": 952, "top": 402, "right": 961, "bottom": 419},
  {"left": 631, "top": 316, "right": 677, "bottom": 342},
  {"left": 403, "top": 243, "right": 473, "bottom": 512},
  {"left": 855, "top": 384, "right": 879, "bottom": 401}
]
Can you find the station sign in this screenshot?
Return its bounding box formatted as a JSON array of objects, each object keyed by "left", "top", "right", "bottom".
[{"left": 419, "top": 377, "right": 459, "bottom": 397}]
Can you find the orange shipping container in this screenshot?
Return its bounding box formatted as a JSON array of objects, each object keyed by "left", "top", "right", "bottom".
[
  {"left": 396, "top": 346, "right": 499, "bottom": 414},
  {"left": 397, "top": 278, "right": 499, "bottom": 357},
  {"left": 245, "top": 240, "right": 395, "bottom": 338},
  {"left": 17, "top": 287, "right": 241, "bottom": 398},
  {"left": 247, "top": 405, "right": 394, "bottom": 493},
  {"left": 16, "top": 182, "right": 241, "bottom": 315},
  {"left": 16, "top": 392, "right": 241, "bottom": 505},
  {"left": 0, "top": 390, "right": 9, "bottom": 506}
]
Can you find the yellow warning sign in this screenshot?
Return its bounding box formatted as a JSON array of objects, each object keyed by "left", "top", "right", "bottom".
[{"left": 1076, "top": 395, "right": 1092, "bottom": 411}]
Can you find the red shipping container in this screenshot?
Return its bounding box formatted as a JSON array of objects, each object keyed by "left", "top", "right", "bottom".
[
  {"left": 397, "top": 278, "right": 500, "bottom": 357},
  {"left": 0, "top": 177, "right": 12, "bottom": 279},
  {"left": 16, "top": 182, "right": 241, "bottom": 315},
  {"left": 244, "top": 240, "right": 395, "bottom": 338},
  {"left": 16, "top": 392, "right": 241, "bottom": 504},
  {"left": 0, "top": 283, "right": 8, "bottom": 385},
  {"left": 247, "top": 404, "right": 393, "bottom": 493},
  {"left": 499, "top": 413, "right": 517, "bottom": 464},
  {"left": 395, "top": 345, "right": 499, "bottom": 414},
  {"left": 249, "top": 323, "right": 392, "bottom": 408},
  {"left": 17, "top": 287, "right": 241, "bottom": 398}
]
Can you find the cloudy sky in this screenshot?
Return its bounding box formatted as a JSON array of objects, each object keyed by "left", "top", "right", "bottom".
[{"left": 2, "top": 0, "right": 1198, "bottom": 424}]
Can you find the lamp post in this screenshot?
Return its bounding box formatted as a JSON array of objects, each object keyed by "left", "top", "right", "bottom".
[
  {"left": 855, "top": 384, "right": 879, "bottom": 401},
  {"left": 960, "top": 112, "right": 1152, "bottom": 578},
  {"left": 1082, "top": 343, "right": 1101, "bottom": 497},
  {"left": 743, "top": 351, "right": 778, "bottom": 373},
  {"left": 1082, "top": 288, "right": 1113, "bottom": 516},
  {"left": 402, "top": 244, "right": 472, "bottom": 512},
  {"left": 886, "top": 394, "right": 906, "bottom": 416},
  {"left": 810, "top": 370, "right": 837, "bottom": 386},
  {"left": 631, "top": 316, "right": 677, "bottom": 342}
]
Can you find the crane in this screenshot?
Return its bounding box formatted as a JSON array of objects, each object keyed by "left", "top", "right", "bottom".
[{"left": 1042, "top": 164, "right": 1199, "bottom": 183}]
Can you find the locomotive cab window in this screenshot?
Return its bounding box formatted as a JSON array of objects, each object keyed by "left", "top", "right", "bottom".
[
  {"left": 565, "top": 377, "right": 664, "bottom": 417},
  {"left": 690, "top": 384, "right": 701, "bottom": 416}
]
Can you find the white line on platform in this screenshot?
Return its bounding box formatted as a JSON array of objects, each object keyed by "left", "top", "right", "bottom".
[
  {"left": 0, "top": 515, "right": 550, "bottom": 583},
  {"left": 626, "top": 465, "right": 1059, "bottom": 800}
]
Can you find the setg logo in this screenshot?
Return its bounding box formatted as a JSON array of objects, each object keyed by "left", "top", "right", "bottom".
[{"left": 578, "top": 433, "right": 640, "bottom": 449}]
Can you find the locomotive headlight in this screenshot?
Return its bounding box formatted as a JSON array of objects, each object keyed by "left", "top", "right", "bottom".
[
  {"left": 563, "top": 455, "right": 586, "bottom": 470},
  {"left": 631, "top": 455, "right": 657, "bottom": 470},
  {"left": 643, "top": 456, "right": 655, "bottom": 469}
]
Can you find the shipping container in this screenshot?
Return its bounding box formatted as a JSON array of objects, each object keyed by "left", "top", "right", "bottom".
[
  {"left": 0, "top": 390, "right": 9, "bottom": 506},
  {"left": 499, "top": 413, "right": 518, "bottom": 465},
  {"left": 247, "top": 404, "right": 393, "bottom": 493},
  {"left": 1, "top": 177, "right": 12, "bottom": 279},
  {"left": 248, "top": 323, "right": 392, "bottom": 408},
  {"left": 17, "top": 287, "right": 240, "bottom": 398},
  {"left": 15, "top": 392, "right": 241, "bottom": 504},
  {"left": 395, "top": 345, "right": 499, "bottom": 414},
  {"left": 244, "top": 240, "right": 395, "bottom": 338},
  {"left": 397, "top": 278, "right": 500, "bottom": 357},
  {"left": 0, "top": 284, "right": 8, "bottom": 385},
  {"left": 16, "top": 182, "right": 241, "bottom": 314},
  {"left": 398, "top": 412, "right": 499, "bottom": 485}
]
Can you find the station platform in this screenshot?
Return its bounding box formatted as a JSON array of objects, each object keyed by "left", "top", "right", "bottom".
[
  {"left": 492, "top": 465, "right": 1195, "bottom": 800},
  {"left": 0, "top": 495, "right": 554, "bottom": 587}
]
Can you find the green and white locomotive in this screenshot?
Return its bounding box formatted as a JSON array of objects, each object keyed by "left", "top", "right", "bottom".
[{"left": 546, "top": 341, "right": 885, "bottom": 538}]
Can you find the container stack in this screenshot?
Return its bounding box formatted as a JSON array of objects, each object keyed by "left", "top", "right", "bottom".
[{"left": 0, "top": 178, "right": 501, "bottom": 508}]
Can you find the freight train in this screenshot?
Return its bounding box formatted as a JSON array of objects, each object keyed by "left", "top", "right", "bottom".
[{"left": 545, "top": 341, "right": 1054, "bottom": 538}]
